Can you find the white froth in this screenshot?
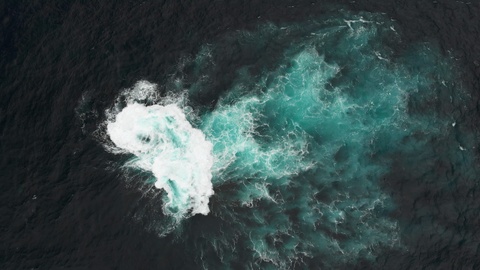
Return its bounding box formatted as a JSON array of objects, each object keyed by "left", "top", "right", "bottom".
[{"left": 107, "top": 102, "right": 214, "bottom": 218}]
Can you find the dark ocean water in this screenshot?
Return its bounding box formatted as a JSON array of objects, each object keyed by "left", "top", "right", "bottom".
[{"left": 2, "top": 1, "right": 480, "bottom": 269}]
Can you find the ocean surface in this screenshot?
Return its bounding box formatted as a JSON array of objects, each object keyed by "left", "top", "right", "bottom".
[{"left": 2, "top": 1, "right": 480, "bottom": 269}]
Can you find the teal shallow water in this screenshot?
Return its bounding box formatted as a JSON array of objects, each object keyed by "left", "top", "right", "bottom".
[{"left": 102, "top": 10, "right": 475, "bottom": 269}]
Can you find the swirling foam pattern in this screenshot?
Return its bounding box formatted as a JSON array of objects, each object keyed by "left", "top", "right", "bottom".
[{"left": 103, "top": 10, "right": 469, "bottom": 268}]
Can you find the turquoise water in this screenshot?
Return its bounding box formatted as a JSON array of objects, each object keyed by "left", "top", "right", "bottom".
[{"left": 102, "top": 10, "right": 473, "bottom": 269}]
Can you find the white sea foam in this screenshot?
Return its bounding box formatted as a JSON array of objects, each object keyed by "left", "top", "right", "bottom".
[{"left": 107, "top": 97, "right": 214, "bottom": 218}]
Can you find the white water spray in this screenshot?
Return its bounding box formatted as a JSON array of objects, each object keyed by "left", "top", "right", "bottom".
[{"left": 107, "top": 99, "right": 214, "bottom": 218}]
